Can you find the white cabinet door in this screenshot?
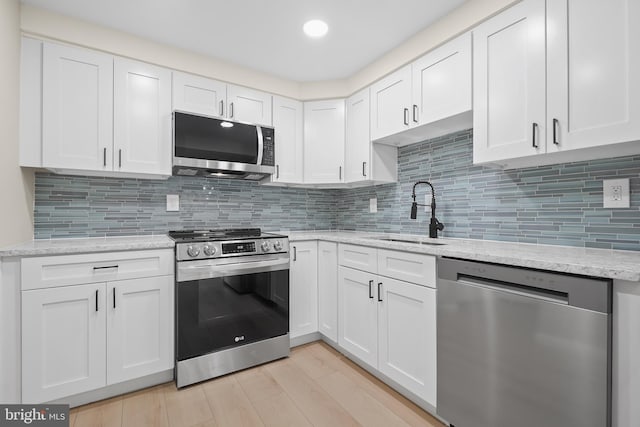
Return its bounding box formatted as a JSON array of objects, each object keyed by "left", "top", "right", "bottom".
[
  {"left": 412, "top": 33, "right": 471, "bottom": 126},
  {"left": 227, "top": 85, "right": 272, "bottom": 126},
  {"left": 107, "top": 275, "right": 173, "bottom": 385},
  {"left": 272, "top": 96, "right": 304, "bottom": 183},
  {"left": 547, "top": 0, "right": 640, "bottom": 152},
  {"left": 42, "top": 43, "right": 113, "bottom": 171},
  {"left": 318, "top": 242, "right": 338, "bottom": 342},
  {"left": 303, "top": 99, "right": 345, "bottom": 184},
  {"left": 289, "top": 241, "right": 318, "bottom": 338},
  {"left": 345, "top": 88, "right": 371, "bottom": 183},
  {"left": 172, "top": 71, "right": 226, "bottom": 118},
  {"left": 473, "top": 0, "right": 546, "bottom": 164},
  {"left": 22, "top": 283, "right": 106, "bottom": 403},
  {"left": 370, "top": 65, "right": 412, "bottom": 141},
  {"left": 113, "top": 58, "right": 172, "bottom": 175},
  {"left": 338, "top": 266, "right": 378, "bottom": 368},
  {"left": 378, "top": 277, "right": 437, "bottom": 407}
]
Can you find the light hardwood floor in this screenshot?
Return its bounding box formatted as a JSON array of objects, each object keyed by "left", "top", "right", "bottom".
[{"left": 69, "top": 341, "right": 445, "bottom": 427}]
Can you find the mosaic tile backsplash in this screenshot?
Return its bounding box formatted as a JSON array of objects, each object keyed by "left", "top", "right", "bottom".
[{"left": 34, "top": 129, "right": 640, "bottom": 250}]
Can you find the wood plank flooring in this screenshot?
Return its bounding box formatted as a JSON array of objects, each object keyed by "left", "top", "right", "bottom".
[{"left": 70, "top": 341, "right": 445, "bottom": 427}]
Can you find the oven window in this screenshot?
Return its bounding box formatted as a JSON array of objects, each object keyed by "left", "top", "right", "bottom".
[
  {"left": 174, "top": 112, "right": 259, "bottom": 163},
  {"left": 177, "top": 269, "right": 289, "bottom": 361}
]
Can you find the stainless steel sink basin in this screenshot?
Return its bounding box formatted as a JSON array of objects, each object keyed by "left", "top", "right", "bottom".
[{"left": 373, "top": 237, "right": 446, "bottom": 246}]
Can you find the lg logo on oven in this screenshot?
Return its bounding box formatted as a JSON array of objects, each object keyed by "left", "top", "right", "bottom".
[{"left": 234, "top": 335, "right": 245, "bottom": 343}]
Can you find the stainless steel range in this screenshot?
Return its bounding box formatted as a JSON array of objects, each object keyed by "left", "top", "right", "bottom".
[{"left": 169, "top": 228, "right": 290, "bottom": 388}]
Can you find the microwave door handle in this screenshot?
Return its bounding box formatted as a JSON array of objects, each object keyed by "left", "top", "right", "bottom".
[{"left": 256, "top": 127, "right": 264, "bottom": 165}]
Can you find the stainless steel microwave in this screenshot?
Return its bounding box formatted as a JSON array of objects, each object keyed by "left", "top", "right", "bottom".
[{"left": 172, "top": 111, "right": 275, "bottom": 180}]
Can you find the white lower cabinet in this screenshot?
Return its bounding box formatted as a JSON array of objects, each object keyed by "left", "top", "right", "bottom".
[
  {"left": 337, "top": 243, "right": 437, "bottom": 408},
  {"left": 289, "top": 241, "right": 318, "bottom": 338},
  {"left": 21, "top": 250, "right": 174, "bottom": 404},
  {"left": 22, "top": 283, "right": 107, "bottom": 403},
  {"left": 318, "top": 242, "right": 338, "bottom": 342}
]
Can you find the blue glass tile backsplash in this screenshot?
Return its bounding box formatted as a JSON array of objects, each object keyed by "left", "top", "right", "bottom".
[{"left": 34, "top": 129, "right": 640, "bottom": 250}]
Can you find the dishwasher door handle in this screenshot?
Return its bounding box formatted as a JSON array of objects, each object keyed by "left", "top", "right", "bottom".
[{"left": 458, "top": 277, "right": 569, "bottom": 305}]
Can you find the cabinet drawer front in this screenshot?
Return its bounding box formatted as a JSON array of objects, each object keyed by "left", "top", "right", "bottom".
[
  {"left": 339, "top": 244, "right": 377, "bottom": 273},
  {"left": 377, "top": 249, "right": 436, "bottom": 288},
  {"left": 22, "top": 249, "right": 174, "bottom": 290}
]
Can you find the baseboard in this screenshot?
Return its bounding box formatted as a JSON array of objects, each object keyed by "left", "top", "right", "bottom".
[
  {"left": 49, "top": 369, "right": 174, "bottom": 408},
  {"left": 290, "top": 332, "right": 321, "bottom": 347}
]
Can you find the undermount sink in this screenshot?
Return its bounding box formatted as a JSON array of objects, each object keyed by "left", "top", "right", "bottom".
[{"left": 372, "top": 237, "right": 446, "bottom": 246}]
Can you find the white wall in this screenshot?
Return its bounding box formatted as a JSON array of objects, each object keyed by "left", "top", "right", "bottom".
[{"left": 21, "top": 0, "right": 518, "bottom": 100}]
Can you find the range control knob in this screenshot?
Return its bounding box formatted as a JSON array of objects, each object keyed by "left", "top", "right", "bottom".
[
  {"left": 186, "top": 245, "right": 200, "bottom": 258},
  {"left": 203, "top": 245, "right": 216, "bottom": 256},
  {"left": 273, "top": 241, "right": 283, "bottom": 251},
  {"left": 261, "top": 241, "right": 271, "bottom": 252}
]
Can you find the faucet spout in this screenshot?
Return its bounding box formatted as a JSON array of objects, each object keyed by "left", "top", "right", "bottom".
[{"left": 410, "top": 181, "right": 445, "bottom": 238}]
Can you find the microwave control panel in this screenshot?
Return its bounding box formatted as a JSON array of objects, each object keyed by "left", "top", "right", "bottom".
[{"left": 262, "top": 127, "right": 275, "bottom": 166}]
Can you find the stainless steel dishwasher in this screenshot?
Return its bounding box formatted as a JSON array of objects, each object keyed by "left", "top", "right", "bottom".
[{"left": 437, "top": 257, "right": 611, "bottom": 427}]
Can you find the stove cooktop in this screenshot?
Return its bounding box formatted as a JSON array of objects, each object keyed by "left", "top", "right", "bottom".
[{"left": 168, "top": 228, "right": 286, "bottom": 243}]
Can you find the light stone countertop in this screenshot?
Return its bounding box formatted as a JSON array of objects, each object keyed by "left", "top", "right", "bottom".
[
  {"left": 0, "top": 235, "right": 175, "bottom": 258},
  {"left": 286, "top": 230, "right": 640, "bottom": 282},
  {"left": 2, "top": 231, "right": 639, "bottom": 282}
]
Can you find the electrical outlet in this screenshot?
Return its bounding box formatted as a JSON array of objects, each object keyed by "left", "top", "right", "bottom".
[
  {"left": 603, "top": 178, "right": 630, "bottom": 208},
  {"left": 166, "top": 194, "right": 180, "bottom": 211},
  {"left": 369, "top": 198, "right": 377, "bottom": 213}
]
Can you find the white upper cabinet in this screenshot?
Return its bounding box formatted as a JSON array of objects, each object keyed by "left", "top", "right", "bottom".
[
  {"left": 346, "top": 88, "right": 398, "bottom": 185},
  {"left": 474, "top": 0, "right": 640, "bottom": 168},
  {"left": 370, "top": 65, "right": 412, "bottom": 142},
  {"left": 171, "top": 72, "right": 272, "bottom": 126},
  {"left": 473, "top": 0, "right": 547, "bottom": 164},
  {"left": 114, "top": 58, "right": 172, "bottom": 176},
  {"left": 271, "top": 96, "right": 304, "bottom": 183},
  {"left": 227, "top": 85, "right": 273, "bottom": 126},
  {"left": 304, "top": 99, "right": 345, "bottom": 184},
  {"left": 172, "top": 71, "right": 226, "bottom": 118},
  {"left": 546, "top": 0, "right": 640, "bottom": 152},
  {"left": 42, "top": 43, "right": 114, "bottom": 171},
  {"left": 412, "top": 33, "right": 472, "bottom": 133}
]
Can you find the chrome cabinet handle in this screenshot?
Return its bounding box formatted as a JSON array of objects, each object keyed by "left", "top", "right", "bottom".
[
  {"left": 293, "top": 246, "right": 297, "bottom": 262},
  {"left": 403, "top": 108, "right": 409, "bottom": 126},
  {"left": 362, "top": 161, "right": 367, "bottom": 177},
  {"left": 95, "top": 289, "right": 99, "bottom": 312},
  {"left": 219, "top": 100, "right": 224, "bottom": 117},
  {"left": 339, "top": 166, "right": 342, "bottom": 180},
  {"left": 377, "top": 282, "right": 383, "bottom": 302},
  {"left": 413, "top": 105, "right": 419, "bottom": 123},
  {"left": 103, "top": 147, "right": 107, "bottom": 167},
  {"left": 369, "top": 280, "right": 374, "bottom": 299},
  {"left": 532, "top": 123, "right": 539, "bottom": 148},
  {"left": 118, "top": 149, "right": 122, "bottom": 167},
  {"left": 276, "top": 165, "right": 280, "bottom": 179},
  {"left": 230, "top": 102, "right": 234, "bottom": 118},
  {"left": 553, "top": 118, "right": 559, "bottom": 145}
]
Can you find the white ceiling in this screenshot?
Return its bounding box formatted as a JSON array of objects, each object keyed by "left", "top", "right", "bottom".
[{"left": 20, "top": 0, "right": 467, "bottom": 82}]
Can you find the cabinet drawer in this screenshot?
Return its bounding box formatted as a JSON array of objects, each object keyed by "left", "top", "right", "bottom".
[
  {"left": 377, "top": 249, "right": 436, "bottom": 288},
  {"left": 22, "top": 249, "right": 174, "bottom": 290},
  {"left": 339, "top": 244, "right": 378, "bottom": 273}
]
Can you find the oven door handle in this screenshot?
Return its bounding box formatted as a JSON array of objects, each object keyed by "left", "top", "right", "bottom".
[{"left": 177, "top": 257, "right": 289, "bottom": 282}]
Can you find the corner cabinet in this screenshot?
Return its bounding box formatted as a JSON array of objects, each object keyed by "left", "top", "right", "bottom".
[
  {"left": 303, "top": 100, "right": 345, "bottom": 184},
  {"left": 21, "top": 250, "right": 174, "bottom": 404},
  {"left": 289, "top": 241, "right": 318, "bottom": 339},
  {"left": 473, "top": 0, "right": 640, "bottom": 168},
  {"left": 114, "top": 58, "right": 172, "bottom": 176},
  {"left": 337, "top": 244, "right": 437, "bottom": 408}
]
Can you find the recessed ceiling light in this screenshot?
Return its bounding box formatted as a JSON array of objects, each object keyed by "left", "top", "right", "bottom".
[
  {"left": 303, "top": 20, "right": 329, "bottom": 38},
  {"left": 220, "top": 121, "right": 234, "bottom": 128}
]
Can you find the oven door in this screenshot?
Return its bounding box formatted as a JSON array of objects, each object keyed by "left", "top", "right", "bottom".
[{"left": 176, "top": 254, "right": 289, "bottom": 361}]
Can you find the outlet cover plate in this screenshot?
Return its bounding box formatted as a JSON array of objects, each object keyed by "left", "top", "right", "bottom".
[
  {"left": 166, "top": 194, "right": 180, "bottom": 211},
  {"left": 369, "top": 198, "right": 377, "bottom": 213},
  {"left": 603, "top": 178, "right": 630, "bottom": 208}
]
